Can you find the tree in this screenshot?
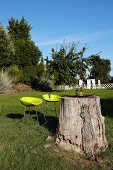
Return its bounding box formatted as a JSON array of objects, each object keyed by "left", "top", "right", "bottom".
[
  {"left": 7, "top": 17, "right": 42, "bottom": 66},
  {"left": 7, "top": 17, "right": 31, "bottom": 40},
  {"left": 13, "top": 39, "right": 41, "bottom": 67},
  {"left": 74, "top": 47, "right": 89, "bottom": 80},
  {"left": 7, "top": 17, "right": 41, "bottom": 67},
  {"left": 36, "top": 56, "right": 45, "bottom": 78},
  {"left": 89, "top": 55, "right": 111, "bottom": 83},
  {"left": 0, "top": 25, "right": 15, "bottom": 68},
  {"left": 56, "top": 96, "right": 107, "bottom": 160},
  {"left": 45, "top": 43, "right": 88, "bottom": 86},
  {"left": 7, "top": 17, "right": 42, "bottom": 84},
  {"left": 101, "top": 59, "right": 111, "bottom": 83}
]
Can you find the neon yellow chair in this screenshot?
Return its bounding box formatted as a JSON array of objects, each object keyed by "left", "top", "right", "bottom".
[
  {"left": 20, "top": 97, "right": 43, "bottom": 121},
  {"left": 43, "top": 94, "right": 61, "bottom": 102},
  {"left": 43, "top": 94, "right": 61, "bottom": 118}
]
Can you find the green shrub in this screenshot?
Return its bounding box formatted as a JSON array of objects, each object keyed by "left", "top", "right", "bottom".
[
  {"left": 20, "top": 66, "right": 37, "bottom": 84},
  {"left": 8, "top": 65, "right": 22, "bottom": 82},
  {"left": 21, "top": 64, "right": 46, "bottom": 86},
  {"left": 31, "top": 77, "right": 53, "bottom": 91},
  {"left": 0, "top": 69, "right": 15, "bottom": 93},
  {"left": 0, "top": 25, "right": 15, "bottom": 68}
]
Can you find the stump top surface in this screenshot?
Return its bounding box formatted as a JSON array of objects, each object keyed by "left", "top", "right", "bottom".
[{"left": 62, "top": 95, "right": 99, "bottom": 99}]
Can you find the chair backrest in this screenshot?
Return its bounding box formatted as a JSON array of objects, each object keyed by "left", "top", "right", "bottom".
[
  {"left": 50, "top": 94, "right": 61, "bottom": 101},
  {"left": 43, "top": 94, "right": 61, "bottom": 102},
  {"left": 31, "top": 98, "right": 43, "bottom": 105},
  {"left": 43, "top": 94, "right": 50, "bottom": 100}
]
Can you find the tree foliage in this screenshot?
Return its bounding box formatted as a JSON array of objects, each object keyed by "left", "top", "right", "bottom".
[
  {"left": 89, "top": 55, "right": 111, "bottom": 83},
  {"left": 7, "top": 17, "right": 31, "bottom": 40},
  {"left": 74, "top": 47, "right": 89, "bottom": 79},
  {"left": 45, "top": 43, "right": 88, "bottom": 86},
  {"left": 13, "top": 39, "right": 41, "bottom": 67},
  {"left": 8, "top": 17, "right": 42, "bottom": 67},
  {"left": 46, "top": 43, "right": 111, "bottom": 86},
  {"left": 0, "top": 25, "right": 15, "bottom": 68},
  {"left": 7, "top": 17, "right": 43, "bottom": 84},
  {"left": 1, "top": 16, "right": 111, "bottom": 86}
]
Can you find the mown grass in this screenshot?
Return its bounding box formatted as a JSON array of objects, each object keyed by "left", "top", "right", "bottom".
[{"left": 0, "top": 89, "right": 113, "bottom": 170}]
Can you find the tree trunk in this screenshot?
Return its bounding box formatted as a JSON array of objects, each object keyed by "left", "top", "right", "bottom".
[{"left": 56, "top": 95, "right": 108, "bottom": 160}]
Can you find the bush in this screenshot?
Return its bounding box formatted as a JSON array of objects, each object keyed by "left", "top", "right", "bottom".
[
  {"left": 31, "top": 77, "right": 53, "bottom": 91},
  {"left": 0, "top": 25, "right": 15, "bottom": 68},
  {"left": 0, "top": 69, "right": 16, "bottom": 93},
  {"left": 21, "top": 64, "right": 46, "bottom": 86},
  {"left": 20, "top": 66, "right": 37, "bottom": 84},
  {"left": 8, "top": 65, "right": 22, "bottom": 82}
]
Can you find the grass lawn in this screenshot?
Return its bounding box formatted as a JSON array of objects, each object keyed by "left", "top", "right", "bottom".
[{"left": 0, "top": 89, "right": 113, "bottom": 170}]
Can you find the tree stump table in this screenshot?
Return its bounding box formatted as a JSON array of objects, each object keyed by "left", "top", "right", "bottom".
[{"left": 56, "top": 95, "right": 108, "bottom": 160}]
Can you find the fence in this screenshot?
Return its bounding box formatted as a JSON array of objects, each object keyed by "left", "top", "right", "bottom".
[
  {"left": 57, "top": 83, "right": 113, "bottom": 90},
  {"left": 99, "top": 83, "right": 113, "bottom": 89}
]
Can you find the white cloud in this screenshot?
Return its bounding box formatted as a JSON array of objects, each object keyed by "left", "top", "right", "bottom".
[
  {"left": 38, "top": 38, "right": 64, "bottom": 46},
  {"left": 38, "top": 29, "right": 113, "bottom": 46}
]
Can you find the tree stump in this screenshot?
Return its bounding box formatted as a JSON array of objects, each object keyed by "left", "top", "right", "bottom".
[{"left": 56, "top": 95, "right": 108, "bottom": 160}]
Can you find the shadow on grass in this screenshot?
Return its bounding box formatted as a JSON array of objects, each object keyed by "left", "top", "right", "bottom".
[
  {"left": 6, "top": 113, "right": 24, "bottom": 119},
  {"left": 44, "top": 116, "right": 59, "bottom": 135},
  {"left": 33, "top": 113, "right": 59, "bottom": 135},
  {"left": 6, "top": 109, "right": 36, "bottom": 119},
  {"left": 101, "top": 98, "right": 113, "bottom": 117}
]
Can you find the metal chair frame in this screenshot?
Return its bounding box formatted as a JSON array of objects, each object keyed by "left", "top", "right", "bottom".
[
  {"left": 20, "top": 97, "right": 44, "bottom": 125},
  {"left": 42, "top": 94, "right": 61, "bottom": 125}
]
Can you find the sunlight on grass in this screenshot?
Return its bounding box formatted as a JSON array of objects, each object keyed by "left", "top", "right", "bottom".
[{"left": 0, "top": 89, "right": 113, "bottom": 169}]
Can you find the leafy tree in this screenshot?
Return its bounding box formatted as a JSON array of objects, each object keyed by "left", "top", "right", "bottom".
[
  {"left": 101, "top": 59, "right": 111, "bottom": 83},
  {"left": 0, "top": 25, "right": 15, "bottom": 68},
  {"left": 89, "top": 55, "right": 111, "bottom": 83},
  {"left": 74, "top": 47, "right": 89, "bottom": 80},
  {"left": 45, "top": 43, "right": 88, "bottom": 86}
]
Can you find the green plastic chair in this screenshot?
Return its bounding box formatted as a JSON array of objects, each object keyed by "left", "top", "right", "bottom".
[
  {"left": 43, "top": 94, "right": 61, "bottom": 102},
  {"left": 20, "top": 97, "right": 43, "bottom": 121},
  {"left": 43, "top": 94, "right": 61, "bottom": 118}
]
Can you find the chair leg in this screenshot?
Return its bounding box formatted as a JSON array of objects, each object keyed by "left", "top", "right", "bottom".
[
  {"left": 23, "top": 105, "right": 31, "bottom": 118},
  {"left": 54, "top": 102, "right": 57, "bottom": 117},
  {"left": 36, "top": 110, "right": 40, "bottom": 125},
  {"left": 43, "top": 101, "right": 47, "bottom": 120},
  {"left": 28, "top": 106, "right": 30, "bottom": 114},
  {"left": 24, "top": 107, "right": 26, "bottom": 117},
  {"left": 39, "top": 101, "right": 49, "bottom": 127},
  {"left": 35, "top": 104, "right": 47, "bottom": 127}
]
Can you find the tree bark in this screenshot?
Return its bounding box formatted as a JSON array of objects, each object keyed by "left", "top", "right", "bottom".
[{"left": 56, "top": 95, "right": 108, "bottom": 160}]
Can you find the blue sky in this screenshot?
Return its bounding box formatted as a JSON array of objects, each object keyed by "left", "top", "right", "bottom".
[{"left": 1, "top": 0, "right": 113, "bottom": 75}]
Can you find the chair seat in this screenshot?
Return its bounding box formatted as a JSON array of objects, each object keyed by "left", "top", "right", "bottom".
[{"left": 20, "top": 97, "right": 43, "bottom": 106}]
